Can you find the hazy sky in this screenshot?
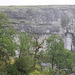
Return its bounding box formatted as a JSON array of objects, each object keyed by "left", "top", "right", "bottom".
[{"left": 0, "top": 0, "right": 75, "bottom": 6}]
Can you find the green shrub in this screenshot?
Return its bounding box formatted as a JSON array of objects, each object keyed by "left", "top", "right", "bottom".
[
  {"left": 49, "top": 66, "right": 52, "bottom": 75},
  {"left": 62, "top": 70, "right": 66, "bottom": 75},
  {"left": 29, "top": 70, "right": 41, "bottom": 75},
  {"left": 7, "top": 65, "right": 20, "bottom": 75}
]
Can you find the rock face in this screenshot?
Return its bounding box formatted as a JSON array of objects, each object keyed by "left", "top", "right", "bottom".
[{"left": 0, "top": 5, "right": 75, "bottom": 50}]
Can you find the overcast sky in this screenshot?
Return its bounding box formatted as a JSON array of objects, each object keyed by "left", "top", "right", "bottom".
[{"left": 0, "top": 0, "right": 75, "bottom": 6}]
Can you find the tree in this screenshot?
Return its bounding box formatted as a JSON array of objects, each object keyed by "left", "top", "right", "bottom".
[
  {"left": 46, "top": 35, "right": 73, "bottom": 72},
  {"left": 15, "top": 32, "right": 33, "bottom": 75},
  {"left": 0, "top": 12, "right": 17, "bottom": 73},
  {"left": 32, "top": 35, "right": 44, "bottom": 67},
  {"left": 46, "top": 35, "right": 64, "bottom": 69}
]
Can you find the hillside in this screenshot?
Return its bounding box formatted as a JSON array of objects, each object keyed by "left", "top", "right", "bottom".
[{"left": 0, "top": 5, "right": 75, "bottom": 50}]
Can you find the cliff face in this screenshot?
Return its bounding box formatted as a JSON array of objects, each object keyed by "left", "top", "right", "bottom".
[{"left": 0, "top": 5, "right": 75, "bottom": 50}]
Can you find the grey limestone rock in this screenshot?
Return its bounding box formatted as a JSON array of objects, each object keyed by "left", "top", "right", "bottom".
[{"left": 0, "top": 5, "right": 75, "bottom": 50}]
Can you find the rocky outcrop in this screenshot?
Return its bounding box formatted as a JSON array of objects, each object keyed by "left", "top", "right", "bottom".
[{"left": 0, "top": 5, "right": 75, "bottom": 50}]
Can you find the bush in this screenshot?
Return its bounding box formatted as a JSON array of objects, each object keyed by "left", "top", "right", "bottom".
[
  {"left": 49, "top": 66, "right": 52, "bottom": 75},
  {"left": 7, "top": 65, "right": 20, "bottom": 75},
  {"left": 29, "top": 70, "right": 41, "bottom": 75}
]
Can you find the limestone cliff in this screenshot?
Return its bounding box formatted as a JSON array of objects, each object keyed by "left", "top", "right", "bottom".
[{"left": 0, "top": 5, "right": 75, "bottom": 50}]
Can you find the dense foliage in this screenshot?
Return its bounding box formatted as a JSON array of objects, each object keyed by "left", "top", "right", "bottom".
[
  {"left": 0, "top": 12, "right": 74, "bottom": 75},
  {"left": 46, "top": 35, "right": 73, "bottom": 74}
]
